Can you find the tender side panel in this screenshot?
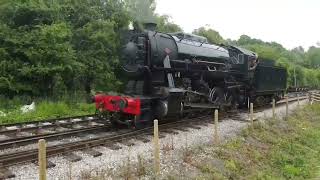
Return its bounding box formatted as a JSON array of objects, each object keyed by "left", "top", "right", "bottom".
[{"left": 254, "top": 65, "right": 287, "bottom": 94}]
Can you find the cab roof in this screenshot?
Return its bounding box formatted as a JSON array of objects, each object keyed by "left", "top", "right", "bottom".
[{"left": 228, "top": 45, "right": 258, "bottom": 58}]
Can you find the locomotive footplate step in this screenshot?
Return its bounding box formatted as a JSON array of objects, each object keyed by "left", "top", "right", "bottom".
[
  {"left": 0, "top": 167, "right": 15, "bottom": 179},
  {"left": 83, "top": 149, "right": 102, "bottom": 157},
  {"left": 64, "top": 153, "right": 82, "bottom": 162}
]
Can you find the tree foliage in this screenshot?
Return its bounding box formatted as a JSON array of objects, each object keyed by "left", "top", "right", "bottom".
[
  {"left": 306, "top": 47, "right": 320, "bottom": 68},
  {"left": 0, "top": 0, "right": 129, "bottom": 98},
  {"left": 233, "top": 34, "right": 320, "bottom": 88},
  {"left": 125, "top": 0, "right": 181, "bottom": 33},
  {"left": 0, "top": 0, "right": 183, "bottom": 99},
  {"left": 125, "top": 0, "right": 156, "bottom": 23},
  {"left": 156, "top": 15, "right": 182, "bottom": 33},
  {"left": 193, "top": 27, "right": 225, "bottom": 44},
  {"left": 1, "top": 0, "right": 319, "bottom": 101}
]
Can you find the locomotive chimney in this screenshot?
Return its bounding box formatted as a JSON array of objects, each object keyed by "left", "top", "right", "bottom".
[{"left": 143, "top": 22, "right": 157, "bottom": 31}]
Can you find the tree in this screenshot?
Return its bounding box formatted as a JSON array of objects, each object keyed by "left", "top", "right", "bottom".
[
  {"left": 235, "top": 34, "right": 320, "bottom": 88},
  {"left": 306, "top": 47, "right": 320, "bottom": 68},
  {"left": 156, "top": 15, "right": 182, "bottom": 33},
  {"left": 125, "top": 0, "right": 156, "bottom": 23},
  {"left": 192, "top": 27, "right": 225, "bottom": 44},
  {"left": 0, "top": 0, "right": 129, "bottom": 98}
]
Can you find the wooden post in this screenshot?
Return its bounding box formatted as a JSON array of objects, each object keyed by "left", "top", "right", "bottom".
[
  {"left": 38, "top": 139, "right": 47, "bottom": 180},
  {"left": 272, "top": 99, "right": 276, "bottom": 119},
  {"left": 214, "top": 109, "right": 219, "bottom": 144},
  {"left": 153, "top": 120, "right": 160, "bottom": 175},
  {"left": 309, "top": 93, "right": 312, "bottom": 105},
  {"left": 250, "top": 103, "right": 254, "bottom": 128},
  {"left": 286, "top": 96, "right": 289, "bottom": 119}
]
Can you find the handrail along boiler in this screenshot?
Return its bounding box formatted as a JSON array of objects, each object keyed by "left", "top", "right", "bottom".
[{"left": 93, "top": 23, "right": 287, "bottom": 128}]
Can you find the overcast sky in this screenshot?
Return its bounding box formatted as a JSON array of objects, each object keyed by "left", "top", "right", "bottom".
[{"left": 155, "top": 0, "right": 320, "bottom": 50}]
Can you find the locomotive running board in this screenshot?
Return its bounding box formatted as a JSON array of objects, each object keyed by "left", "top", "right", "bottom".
[{"left": 184, "top": 103, "right": 219, "bottom": 109}]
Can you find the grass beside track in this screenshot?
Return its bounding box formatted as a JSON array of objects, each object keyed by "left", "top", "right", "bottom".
[
  {"left": 176, "top": 104, "right": 320, "bottom": 179},
  {"left": 185, "top": 105, "right": 320, "bottom": 179},
  {"left": 80, "top": 104, "right": 320, "bottom": 179},
  {"left": 0, "top": 101, "right": 95, "bottom": 125}
]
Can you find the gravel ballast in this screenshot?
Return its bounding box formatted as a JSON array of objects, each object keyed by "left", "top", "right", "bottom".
[{"left": 7, "top": 100, "right": 307, "bottom": 179}]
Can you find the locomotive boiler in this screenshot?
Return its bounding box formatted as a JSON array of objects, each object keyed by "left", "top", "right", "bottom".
[{"left": 93, "top": 23, "right": 287, "bottom": 128}]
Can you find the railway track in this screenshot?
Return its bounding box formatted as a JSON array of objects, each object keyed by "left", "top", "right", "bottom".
[
  {"left": 0, "top": 115, "right": 222, "bottom": 177},
  {"left": 0, "top": 115, "right": 113, "bottom": 150},
  {"left": 0, "top": 94, "right": 308, "bottom": 179},
  {"left": 1, "top": 114, "right": 96, "bottom": 130}
]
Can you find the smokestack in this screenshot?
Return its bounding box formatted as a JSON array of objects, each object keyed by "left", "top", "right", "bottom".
[{"left": 143, "top": 22, "right": 157, "bottom": 31}]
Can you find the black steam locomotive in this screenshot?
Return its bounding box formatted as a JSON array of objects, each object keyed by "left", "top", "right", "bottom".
[{"left": 93, "top": 23, "right": 287, "bottom": 128}]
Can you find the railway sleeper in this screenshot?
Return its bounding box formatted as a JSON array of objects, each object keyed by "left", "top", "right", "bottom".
[
  {"left": 120, "top": 141, "right": 135, "bottom": 147},
  {"left": 54, "top": 126, "right": 69, "bottom": 132},
  {"left": 71, "top": 124, "right": 84, "bottom": 129},
  {"left": 185, "top": 125, "right": 202, "bottom": 130},
  {"left": 83, "top": 149, "right": 102, "bottom": 157},
  {"left": 144, "top": 132, "right": 166, "bottom": 138},
  {"left": 64, "top": 152, "right": 82, "bottom": 162},
  {"left": 104, "top": 143, "right": 122, "bottom": 150},
  {"left": 35, "top": 128, "right": 50, "bottom": 135},
  {"left": 0, "top": 126, "right": 6, "bottom": 131},
  {"left": 0, "top": 166, "right": 15, "bottom": 179},
  {"left": 161, "top": 129, "right": 179, "bottom": 134},
  {"left": 135, "top": 136, "right": 151, "bottom": 143},
  {"left": 172, "top": 127, "right": 190, "bottom": 132},
  {"left": 32, "top": 160, "right": 56, "bottom": 169}
]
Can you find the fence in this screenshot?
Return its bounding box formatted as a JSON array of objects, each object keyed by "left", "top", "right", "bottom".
[{"left": 309, "top": 91, "right": 320, "bottom": 104}]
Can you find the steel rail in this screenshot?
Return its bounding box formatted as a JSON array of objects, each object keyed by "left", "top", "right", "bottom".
[
  {"left": 0, "top": 115, "right": 212, "bottom": 167},
  {"left": 1, "top": 114, "right": 96, "bottom": 128},
  {"left": 0, "top": 124, "right": 111, "bottom": 150}
]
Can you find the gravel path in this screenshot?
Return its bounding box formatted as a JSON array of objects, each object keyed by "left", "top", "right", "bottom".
[{"left": 7, "top": 100, "right": 307, "bottom": 180}]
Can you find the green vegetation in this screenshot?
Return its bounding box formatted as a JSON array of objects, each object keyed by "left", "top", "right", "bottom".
[
  {"left": 0, "top": 100, "right": 95, "bottom": 125},
  {"left": 193, "top": 26, "right": 225, "bottom": 44},
  {"left": 0, "top": 0, "right": 180, "bottom": 122},
  {"left": 0, "top": 0, "right": 180, "bottom": 100},
  {"left": 183, "top": 105, "right": 320, "bottom": 179}
]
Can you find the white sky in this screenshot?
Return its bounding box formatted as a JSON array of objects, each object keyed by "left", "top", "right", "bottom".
[{"left": 155, "top": 0, "right": 320, "bottom": 50}]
